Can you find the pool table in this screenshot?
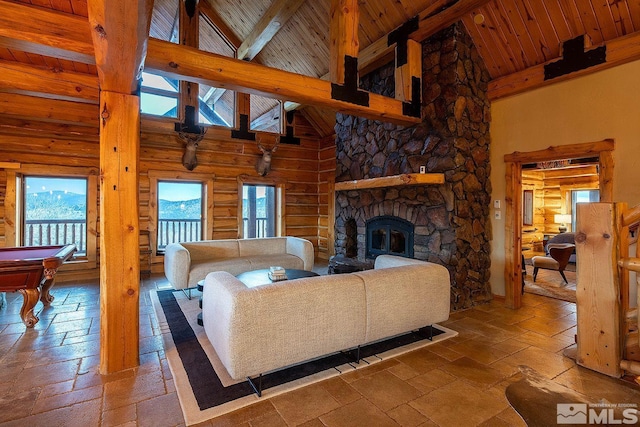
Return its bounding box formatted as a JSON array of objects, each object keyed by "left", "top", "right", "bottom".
[{"left": 0, "top": 245, "right": 76, "bottom": 327}]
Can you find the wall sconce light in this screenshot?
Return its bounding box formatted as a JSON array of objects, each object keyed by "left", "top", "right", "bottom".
[{"left": 554, "top": 214, "right": 572, "bottom": 233}]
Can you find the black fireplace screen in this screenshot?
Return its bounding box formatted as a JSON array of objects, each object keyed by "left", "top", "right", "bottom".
[{"left": 366, "top": 216, "right": 414, "bottom": 259}]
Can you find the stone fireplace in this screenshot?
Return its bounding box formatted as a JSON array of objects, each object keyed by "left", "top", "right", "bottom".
[{"left": 333, "top": 23, "right": 493, "bottom": 310}]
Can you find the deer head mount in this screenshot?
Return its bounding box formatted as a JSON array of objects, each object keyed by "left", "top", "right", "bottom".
[
  {"left": 178, "top": 128, "right": 206, "bottom": 171},
  {"left": 256, "top": 136, "right": 280, "bottom": 176}
]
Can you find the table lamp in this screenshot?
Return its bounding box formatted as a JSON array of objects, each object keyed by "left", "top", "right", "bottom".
[{"left": 554, "top": 214, "right": 572, "bottom": 233}]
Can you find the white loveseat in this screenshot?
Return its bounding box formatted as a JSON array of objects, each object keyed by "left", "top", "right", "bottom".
[
  {"left": 202, "top": 255, "right": 450, "bottom": 382},
  {"left": 163, "top": 237, "right": 314, "bottom": 290}
]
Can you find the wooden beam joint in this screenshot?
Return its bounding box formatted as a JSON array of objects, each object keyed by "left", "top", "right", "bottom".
[{"left": 330, "top": 55, "right": 369, "bottom": 106}]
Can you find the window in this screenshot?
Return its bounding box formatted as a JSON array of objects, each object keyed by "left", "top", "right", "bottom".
[
  {"left": 250, "top": 95, "right": 283, "bottom": 134},
  {"left": 23, "top": 177, "right": 88, "bottom": 256},
  {"left": 571, "top": 189, "right": 600, "bottom": 229},
  {"left": 156, "top": 181, "right": 204, "bottom": 251},
  {"left": 4, "top": 165, "right": 98, "bottom": 269},
  {"left": 240, "top": 182, "right": 284, "bottom": 238},
  {"left": 148, "top": 171, "right": 214, "bottom": 258},
  {"left": 197, "top": 14, "right": 236, "bottom": 127},
  {"left": 141, "top": 71, "right": 179, "bottom": 118}
]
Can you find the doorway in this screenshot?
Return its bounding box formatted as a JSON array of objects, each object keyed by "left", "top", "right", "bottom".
[{"left": 503, "top": 139, "right": 615, "bottom": 309}]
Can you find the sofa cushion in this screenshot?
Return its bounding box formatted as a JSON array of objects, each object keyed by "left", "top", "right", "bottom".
[
  {"left": 188, "top": 258, "right": 252, "bottom": 285},
  {"left": 238, "top": 237, "right": 287, "bottom": 256},
  {"left": 246, "top": 254, "right": 305, "bottom": 271},
  {"left": 182, "top": 240, "right": 239, "bottom": 261}
]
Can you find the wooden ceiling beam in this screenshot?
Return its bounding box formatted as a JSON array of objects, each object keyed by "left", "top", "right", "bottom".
[
  {"left": 489, "top": 31, "right": 640, "bottom": 100},
  {"left": 145, "top": 39, "right": 420, "bottom": 126},
  {"left": 0, "top": 60, "right": 99, "bottom": 103},
  {"left": 237, "top": 0, "right": 306, "bottom": 61},
  {"left": 87, "top": 0, "right": 154, "bottom": 93}
]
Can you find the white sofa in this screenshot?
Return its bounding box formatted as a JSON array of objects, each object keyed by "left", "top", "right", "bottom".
[
  {"left": 163, "top": 237, "right": 314, "bottom": 290},
  {"left": 203, "top": 255, "right": 450, "bottom": 382}
]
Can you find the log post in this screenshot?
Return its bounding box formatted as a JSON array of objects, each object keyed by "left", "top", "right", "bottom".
[
  {"left": 576, "top": 202, "right": 622, "bottom": 377},
  {"left": 99, "top": 91, "right": 141, "bottom": 373}
]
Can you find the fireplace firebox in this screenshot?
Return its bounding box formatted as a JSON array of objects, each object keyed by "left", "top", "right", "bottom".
[{"left": 366, "top": 216, "right": 414, "bottom": 259}]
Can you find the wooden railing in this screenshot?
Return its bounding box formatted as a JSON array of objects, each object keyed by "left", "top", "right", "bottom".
[
  {"left": 25, "top": 219, "right": 86, "bottom": 254},
  {"left": 157, "top": 219, "right": 202, "bottom": 249}
]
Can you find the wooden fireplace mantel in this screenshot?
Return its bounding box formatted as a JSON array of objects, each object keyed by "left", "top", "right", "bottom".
[{"left": 334, "top": 173, "right": 445, "bottom": 191}]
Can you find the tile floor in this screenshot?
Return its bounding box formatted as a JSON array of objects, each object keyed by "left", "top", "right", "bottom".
[{"left": 0, "top": 266, "right": 638, "bottom": 426}]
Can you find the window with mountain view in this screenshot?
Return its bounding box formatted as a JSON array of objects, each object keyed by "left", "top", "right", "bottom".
[
  {"left": 23, "top": 177, "right": 88, "bottom": 256},
  {"left": 242, "top": 184, "right": 276, "bottom": 238},
  {"left": 157, "top": 181, "right": 204, "bottom": 251}
]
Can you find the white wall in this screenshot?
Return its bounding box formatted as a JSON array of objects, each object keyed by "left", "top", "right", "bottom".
[{"left": 490, "top": 59, "right": 640, "bottom": 297}]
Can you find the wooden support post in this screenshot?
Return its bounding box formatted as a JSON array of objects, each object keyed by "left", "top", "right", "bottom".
[
  {"left": 329, "top": 0, "right": 359, "bottom": 85},
  {"left": 99, "top": 91, "right": 141, "bottom": 374},
  {"left": 179, "top": 0, "right": 200, "bottom": 114},
  {"left": 576, "top": 202, "right": 622, "bottom": 377},
  {"left": 395, "top": 39, "right": 421, "bottom": 103}
]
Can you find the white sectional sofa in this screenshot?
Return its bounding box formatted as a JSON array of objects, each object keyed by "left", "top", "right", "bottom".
[
  {"left": 202, "top": 255, "right": 450, "bottom": 384},
  {"left": 163, "top": 236, "right": 314, "bottom": 290}
]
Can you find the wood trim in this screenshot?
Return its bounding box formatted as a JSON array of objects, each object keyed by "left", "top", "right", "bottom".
[
  {"left": 489, "top": 31, "right": 640, "bottom": 101},
  {"left": 334, "top": 173, "right": 444, "bottom": 191},
  {"left": 504, "top": 139, "right": 616, "bottom": 309},
  {"left": 504, "top": 139, "right": 615, "bottom": 162},
  {"left": 0, "top": 162, "right": 20, "bottom": 169},
  {"left": 4, "top": 171, "right": 18, "bottom": 247}
]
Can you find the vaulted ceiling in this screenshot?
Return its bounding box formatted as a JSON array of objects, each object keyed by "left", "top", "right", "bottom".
[{"left": 1, "top": 0, "right": 639, "bottom": 137}]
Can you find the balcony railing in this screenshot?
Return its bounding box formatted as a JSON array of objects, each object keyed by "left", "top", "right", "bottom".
[
  {"left": 158, "top": 219, "right": 202, "bottom": 250},
  {"left": 243, "top": 217, "right": 268, "bottom": 238},
  {"left": 25, "top": 219, "right": 86, "bottom": 255}
]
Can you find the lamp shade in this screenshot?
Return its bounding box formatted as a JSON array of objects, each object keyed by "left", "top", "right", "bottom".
[{"left": 554, "top": 214, "right": 572, "bottom": 225}]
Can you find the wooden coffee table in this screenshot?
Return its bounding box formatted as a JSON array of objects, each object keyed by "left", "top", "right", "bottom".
[{"left": 236, "top": 268, "right": 319, "bottom": 288}]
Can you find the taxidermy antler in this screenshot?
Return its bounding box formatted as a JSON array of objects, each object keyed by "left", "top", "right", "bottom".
[{"left": 256, "top": 136, "right": 280, "bottom": 176}]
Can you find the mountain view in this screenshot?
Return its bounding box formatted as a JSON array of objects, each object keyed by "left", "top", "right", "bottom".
[{"left": 26, "top": 191, "right": 86, "bottom": 219}]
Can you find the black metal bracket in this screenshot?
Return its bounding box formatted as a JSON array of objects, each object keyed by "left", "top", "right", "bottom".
[
  {"left": 231, "top": 114, "right": 256, "bottom": 140},
  {"left": 388, "top": 16, "right": 419, "bottom": 67},
  {"left": 402, "top": 76, "right": 422, "bottom": 118},
  {"left": 280, "top": 110, "right": 301, "bottom": 145},
  {"left": 174, "top": 105, "right": 206, "bottom": 135},
  {"left": 544, "top": 35, "right": 606, "bottom": 80},
  {"left": 331, "top": 55, "right": 370, "bottom": 107},
  {"left": 247, "top": 373, "right": 263, "bottom": 397}
]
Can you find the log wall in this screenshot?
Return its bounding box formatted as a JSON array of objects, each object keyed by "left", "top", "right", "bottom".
[
  {"left": 0, "top": 103, "right": 326, "bottom": 282},
  {"left": 521, "top": 168, "right": 599, "bottom": 249}
]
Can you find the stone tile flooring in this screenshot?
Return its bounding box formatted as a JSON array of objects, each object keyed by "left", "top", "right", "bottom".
[{"left": 0, "top": 270, "right": 638, "bottom": 426}]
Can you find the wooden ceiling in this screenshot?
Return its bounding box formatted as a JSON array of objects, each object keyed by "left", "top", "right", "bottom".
[{"left": 1, "top": 0, "right": 640, "bottom": 137}]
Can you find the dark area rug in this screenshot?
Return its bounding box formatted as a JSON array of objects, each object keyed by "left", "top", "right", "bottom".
[{"left": 152, "top": 289, "right": 458, "bottom": 425}]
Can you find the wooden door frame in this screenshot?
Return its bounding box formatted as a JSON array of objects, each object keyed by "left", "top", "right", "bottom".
[{"left": 503, "top": 139, "right": 615, "bottom": 309}]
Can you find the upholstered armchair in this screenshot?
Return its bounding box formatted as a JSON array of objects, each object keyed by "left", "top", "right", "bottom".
[{"left": 531, "top": 243, "right": 576, "bottom": 284}]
